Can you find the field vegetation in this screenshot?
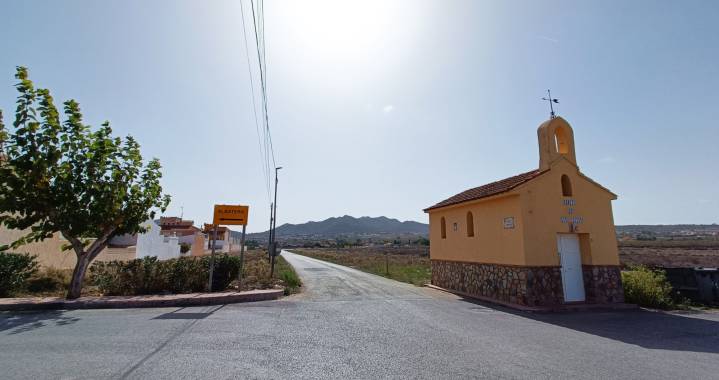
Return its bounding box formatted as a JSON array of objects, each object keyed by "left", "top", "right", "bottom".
[
  {"left": 618, "top": 238, "right": 719, "bottom": 268},
  {"left": 293, "top": 247, "right": 430, "bottom": 286}
]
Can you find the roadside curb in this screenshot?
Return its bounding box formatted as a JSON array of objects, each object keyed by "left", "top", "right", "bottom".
[
  {"left": 425, "top": 284, "right": 637, "bottom": 313},
  {"left": 0, "top": 289, "right": 284, "bottom": 311}
]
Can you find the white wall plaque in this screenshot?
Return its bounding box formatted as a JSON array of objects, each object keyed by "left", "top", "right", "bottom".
[{"left": 503, "top": 217, "right": 515, "bottom": 229}]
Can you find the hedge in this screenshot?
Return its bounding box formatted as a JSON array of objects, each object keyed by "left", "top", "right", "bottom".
[{"left": 89, "top": 255, "right": 240, "bottom": 295}]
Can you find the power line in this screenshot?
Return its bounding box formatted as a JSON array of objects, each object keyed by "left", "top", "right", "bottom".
[
  {"left": 250, "top": 0, "right": 271, "bottom": 199},
  {"left": 239, "top": 1, "right": 271, "bottom": 201},
  {"left": 248, "top": 0, "right": 281, "bottom": 262},
  {"left": 260, "top": 0, "right": 274, "bottom": 169},
  {"left": 250, "top": 0, "right": 276, "bottom": 169}
]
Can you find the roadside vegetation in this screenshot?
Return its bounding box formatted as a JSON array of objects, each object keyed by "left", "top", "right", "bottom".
[
  {"left": 90, "top": 255, "right": 240, "bottom": 295},
  {"left": 0, "top": 250, "right": 301, "bottom": 298},
  {"left": 235, "top": 249, "right": 301, "bottom": 295},
  {"left": 274, "top": 255, "right": 302, "bottom": 295},
  {"left": 0, "top": 252, "right": 39, "bottom": 297},
  {"left": 621, "top": 266, "right": 676, "bottom": 309},
  {"left": 0, "top": 252, "right": 80, "bottom": 297},
  {"left": 293, "top": 247, "right": 431, "bottom": 286}
]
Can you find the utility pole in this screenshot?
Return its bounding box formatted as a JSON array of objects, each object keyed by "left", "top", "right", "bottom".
[
  {"left": 208, "top": 224, "right": 218, "bottom": 292},
  {"left": 270, "top": 166, "right": 282, "bottom": 277},
  {"left": 238, "top": 223, "right": 247, "bottom": 291},
  {"left": 267, "top": 202, "right": 273, "bottom": 262}
]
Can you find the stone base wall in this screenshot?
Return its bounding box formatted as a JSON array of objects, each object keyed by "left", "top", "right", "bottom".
[
  {"left": 582, "top": 265, "right": 625, "bottom": 303},
  {"left": 431, "top": 260, "right": 563, "bottom": 306},
  {"left": 432, "top": 260, "right": 624, "bottom": 307}
]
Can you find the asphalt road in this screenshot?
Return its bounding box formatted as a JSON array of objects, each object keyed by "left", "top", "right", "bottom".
[{"left": 2, "top": 250, "right": 719, "bottom": 379}]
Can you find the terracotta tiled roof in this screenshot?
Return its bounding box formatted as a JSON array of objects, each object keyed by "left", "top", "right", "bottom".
[
  {"left": 203, "top": 224, "right": 230, "bottom": 233},
  {"left": 159, "top": 217, "right": 195, "bottom": 229},
  {"left": 424, "top": 169, "right": 547, "bottom": 212}
]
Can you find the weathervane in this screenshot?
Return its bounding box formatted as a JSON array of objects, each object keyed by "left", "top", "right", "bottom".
[{"left": 542, "top": 89, "right": 559, "bottom": 119}]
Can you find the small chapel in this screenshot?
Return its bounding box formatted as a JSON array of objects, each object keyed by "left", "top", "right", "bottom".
[{"left": 424, "top": 116, "right": 624, "bottom": 308}]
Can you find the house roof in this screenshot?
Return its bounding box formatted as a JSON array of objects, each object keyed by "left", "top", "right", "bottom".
[
  {"left": 203, "top": 224, "right": 231, "bottom": 233},
  {"left": 159, "top": 217, "right": 195, "bottom": 229},
  {"left": 160, "top": 227, "right": 200, "bottom": 237},
  {"left": 424, "top": 169, "right": 547, "bottom": 212}
]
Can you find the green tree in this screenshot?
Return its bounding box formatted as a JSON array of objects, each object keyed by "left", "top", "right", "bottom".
[{"left": 0, "top": 67, "right": 170, "bottom": 299}]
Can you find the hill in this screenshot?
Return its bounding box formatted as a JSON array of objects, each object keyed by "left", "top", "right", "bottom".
[{"left": 242, "top": 215, "right": 428, "bottom": 241}]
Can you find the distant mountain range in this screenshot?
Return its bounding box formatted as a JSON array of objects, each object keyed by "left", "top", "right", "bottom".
[
  {"left": 242, "top": 215, "right": 428, "bottom": 240},
  {"left": 233, "top": 217, "right": 717, "bottom": 242}
]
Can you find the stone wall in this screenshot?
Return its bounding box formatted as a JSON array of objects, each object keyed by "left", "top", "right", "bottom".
[
  {"left": 431, "top": 260, "right": 563, "bottom": 306},
  {"left": 432, "top": 260, "right": 624, "bottom": 307},
  {"left": 582, "top": 265, "right": 625, "bottom": 303}
]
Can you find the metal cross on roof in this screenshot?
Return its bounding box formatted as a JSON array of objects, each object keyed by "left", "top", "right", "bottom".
[{"left": 542, "top": 89, "right": 559, "bottom": 119}]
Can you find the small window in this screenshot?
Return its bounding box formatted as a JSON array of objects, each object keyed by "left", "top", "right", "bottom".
[
  {"left": 466, "top": 212, "right": 474, "bottom": 237},
  {"left": 561, "top": 174, "right": 573, "bottom": 196},
  {"left": 440, "top": 217, "right": 446, "bottom": 239},
  {"left": 554, "top": 127, "right": 569, "bottom": 154}
]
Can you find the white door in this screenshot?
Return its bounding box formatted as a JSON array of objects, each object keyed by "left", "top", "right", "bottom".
[{"left": 557, "top": 234, "right": 585, "bottom": 302}]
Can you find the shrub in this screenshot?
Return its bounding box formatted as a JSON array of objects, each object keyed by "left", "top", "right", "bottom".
[
  {"left": 168, "top": 255, "right": 206, "bottom": 293},
  {"left": 27, "top": 267, "right": 72, "bottom": 293},
  {"left": 179, "top": 243, "right": 191, "bottom": 254},
  {"left": 622, "top": 266, "right": 674, "bottom": 309},
  {"left": 0, "top": 252, "right": 39, "bottom": 297},
  {"left": 208, "top": 255, "right": 240, "bottom": 291},
  {"left": 89, "top": 255, "right": 241, "bottom": 296}
]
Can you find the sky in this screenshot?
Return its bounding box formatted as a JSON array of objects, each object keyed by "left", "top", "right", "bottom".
[{"left": 0, "top": 0, "right": 717, "bottom": 232}]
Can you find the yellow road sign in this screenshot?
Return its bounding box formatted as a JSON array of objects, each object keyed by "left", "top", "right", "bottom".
[{"left": 213, "top": 204, "right": 249, "bottom": 225}]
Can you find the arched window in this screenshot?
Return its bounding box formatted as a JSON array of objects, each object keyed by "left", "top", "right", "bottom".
[
  {"left": 554, "top": 127, "right": 569, "bottom": 154},
  {"left": 440, "top": 217, "right": 447, "bottom": 239},
  {"left": 561, "top": 174, "right": 573, "bottom": 196},
  {"left": 466, "top": 212, "right": 474, "bottom": 237}
]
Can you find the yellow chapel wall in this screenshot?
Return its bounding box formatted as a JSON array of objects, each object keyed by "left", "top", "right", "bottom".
[
  {"left": 428, "top": 194, "right": 526, "bottom": 265},
  {"left": 518, "top": 159, "right": 619, "bottom": 267}
]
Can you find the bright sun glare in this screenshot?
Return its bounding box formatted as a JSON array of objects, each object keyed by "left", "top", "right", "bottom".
[{"left": 280, "top": 0, "right": 398, "bottom": 62}]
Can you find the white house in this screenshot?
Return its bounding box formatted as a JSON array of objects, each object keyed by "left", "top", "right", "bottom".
[{"left": 136, "top": 220, "right": 182, "bottom": 260}]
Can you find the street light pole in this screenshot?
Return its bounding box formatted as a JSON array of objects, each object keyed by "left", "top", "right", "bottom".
[{"left": 270, "top": 166, "right": 282, "bottom": 277}]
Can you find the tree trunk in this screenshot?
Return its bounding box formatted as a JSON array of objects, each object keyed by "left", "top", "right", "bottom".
[
  {"left": 67, "top": 253, "right": 90, "bottom": 299},
  {"left": 62, "top": 230, "right": 112, "bottom": 299}
]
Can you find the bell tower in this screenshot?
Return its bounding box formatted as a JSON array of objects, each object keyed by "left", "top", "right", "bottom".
[{"left": 537, "top": 116, "right": 577, "bottom": 170}]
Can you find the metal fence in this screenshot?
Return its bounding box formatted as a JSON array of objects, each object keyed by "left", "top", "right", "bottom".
[{"left": 663, "top": 267, "right": 719, "bottom": 304}]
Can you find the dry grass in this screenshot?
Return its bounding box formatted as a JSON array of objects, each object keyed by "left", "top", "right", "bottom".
[
  {"left": 229, "top": 249, "right": 301, "bottom": 294},
  {"left": 13, "top": 267, "right": 102, "bottom": 298},
  {"left": 618, "top": 239, "right": 719, "bottom": 249},
  {"left": 619, "top": 246, "right": 719, "bottom": 268}
]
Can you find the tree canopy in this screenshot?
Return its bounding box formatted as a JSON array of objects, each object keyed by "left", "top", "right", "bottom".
[{"left": 0, "top": 66, "right": 170, "bottom": 298}]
